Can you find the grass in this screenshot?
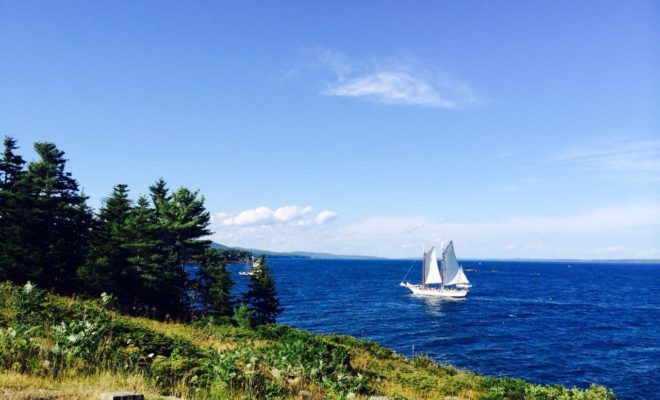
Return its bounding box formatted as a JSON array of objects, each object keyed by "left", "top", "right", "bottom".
[
  {"left": 0, "top": 370, "right": 161, "bottom": 400},
  {"left": 0, "top": 282, "right": 617, "bottom": 400}
]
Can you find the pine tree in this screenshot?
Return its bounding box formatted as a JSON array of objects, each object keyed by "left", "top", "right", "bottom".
[
  {"left": 199, "top": 248, "right": 234, "bottom": 319},
  {"left": 0, "top": 136, "right": 27, "bottom": 281},
  {"left": 168, "top": 187, "right": 212, "bottom": 267},
  {"left": 243, "top": 256, "right": 282, "bottom": 325},
  {"left": 122, "top": 195, "right": 174, "bottom": 314},
  {"left": 146, "top": 180, "right": 212, "bottom": 318},
  {"left": 13, "top": 142, "right": 92, "bottom": 292},
  {"left": 79, "top": 184, "right": 133, "bottom": 298},
  {"left": 0, "top": 136, "right": 25, "bottom": 189}
]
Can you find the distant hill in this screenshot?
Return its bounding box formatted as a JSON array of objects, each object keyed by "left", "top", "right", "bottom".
[{"left": 210, "top": 242, "right": 385, "bottom": 260}]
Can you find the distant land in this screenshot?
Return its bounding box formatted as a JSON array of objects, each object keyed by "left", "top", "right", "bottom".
[
  {"left": 211, "top": 242, "right": 385, "bottom": 260},
  {"left": 466, "top": 258, "right": 660, "bottom": 263},
  {"left": 212, "top": 243, "right": 659, "bottom": 263}
]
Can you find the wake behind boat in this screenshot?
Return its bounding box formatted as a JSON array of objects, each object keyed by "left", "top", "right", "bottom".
[{"left": 400, "top": 241, "right": 471, "bottom": 298}]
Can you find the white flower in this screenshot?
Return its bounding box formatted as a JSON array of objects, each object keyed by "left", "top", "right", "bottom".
[{"left": 23, "top": 281, "right": 35, "bottom": 293}]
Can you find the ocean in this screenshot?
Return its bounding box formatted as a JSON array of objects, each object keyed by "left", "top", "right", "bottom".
[{"left": 230, "top": 258, "right": 660, "bottom": 399}]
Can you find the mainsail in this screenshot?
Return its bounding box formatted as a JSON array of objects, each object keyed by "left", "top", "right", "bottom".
[
  {"left": 423, "top": 247, "right": 442, "bottom": 284},
  {"left": 442, "top": 241, "right": 470, "bottom": 286}
]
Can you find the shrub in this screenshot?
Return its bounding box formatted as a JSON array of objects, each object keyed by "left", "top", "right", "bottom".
[{"left": 233, "top": 303, "right": 253, "bottom": 330}]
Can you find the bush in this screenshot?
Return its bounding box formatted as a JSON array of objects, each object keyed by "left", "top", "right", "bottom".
[{"left": 232, "top": 303, "right": 253, "bottom": 330}]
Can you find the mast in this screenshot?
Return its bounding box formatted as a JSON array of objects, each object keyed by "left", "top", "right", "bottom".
[
  {"left": 421, "top": 246, "right": 426, "bottom": 285},
  {"left": 441, "top": 245, "right": 445, "bottom": 289}
]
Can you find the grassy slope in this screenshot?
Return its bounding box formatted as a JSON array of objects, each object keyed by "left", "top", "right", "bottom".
[{"left": 0, "top": 283, "right": 616, "bottom": 400}]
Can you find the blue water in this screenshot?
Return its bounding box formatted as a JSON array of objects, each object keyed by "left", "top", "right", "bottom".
[{"left": 230, "top": 259, "right": 660, "bottom": 399}]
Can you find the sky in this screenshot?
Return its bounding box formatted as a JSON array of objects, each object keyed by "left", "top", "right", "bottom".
[{"left": 1, "top": 1, "right": 658, "bottom": 259}]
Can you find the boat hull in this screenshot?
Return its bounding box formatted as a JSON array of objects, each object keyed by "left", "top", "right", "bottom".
[{"left": 399, "top": 282, "right": 468, "bottom": 298}]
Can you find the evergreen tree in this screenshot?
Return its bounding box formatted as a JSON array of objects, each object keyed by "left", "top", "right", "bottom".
[
  {"left": 168, "top": 187, "right": 212, "bottom": 267},
  {"left": 149, "top": 178, "right": 170, "bottom": 215},
  {"left": 0, "top": 136, "right": 25, "bottom": 188},
  {"left": 243, "top": 256, "right": 282, "bottom": 325},
  {"left": 12, "top": 142, "right": 92, "bottom": 292},
  {"left": 123, "top": 196, "right": 175, "bottom": 314},
  {"left": 0, "top": 136, "right": 27, "bottom": 281},
  {"left": 79, "top": 184, "right": 132, "bottom": 297},
  {"left": 199, "top": 248, "right": 234, "bottom": 319},
  {"left": 146, "top": 180, "right": 212, "bottom": 318}
]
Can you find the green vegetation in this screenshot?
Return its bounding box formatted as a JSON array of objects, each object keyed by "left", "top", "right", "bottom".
[
  {"left": 0, "top": 282, "right": 616, "bottom": 399},
  {"left": 243, "top": 256, "right": 283, "bottom": 326},
  {"left": 0, "top": 137, "right": 252, "bottom": 320}
]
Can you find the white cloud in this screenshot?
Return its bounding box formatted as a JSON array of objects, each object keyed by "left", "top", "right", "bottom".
[
  {"left": 324, "top": 71, "right": 460, "bottom": 108},
  {"left": 315, "top": 210, "right": 338, "bottom": 224},
  {"left": 315, "top": 50, "right": 479, "bottom": 109},
  {"left": 211, "top": 205, "right": 335, "bottom": 227},
  {"left": 231, "top": 207, "right": 273, "bottom": 226},
  {"left": 273, "top": 205, "right": 312, "bottom": 222}
]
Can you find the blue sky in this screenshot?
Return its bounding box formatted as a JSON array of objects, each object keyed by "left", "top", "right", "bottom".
[{"left": 1, "top": 1, "right": 658, "bottom": 258}]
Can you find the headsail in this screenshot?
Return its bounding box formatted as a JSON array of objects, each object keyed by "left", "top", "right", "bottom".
[
  {"left": 442, "top": 241, "right": 470, "bottom": 286},
  {"left": 423, "top": 247, "right": 442, "bottom": 284}
]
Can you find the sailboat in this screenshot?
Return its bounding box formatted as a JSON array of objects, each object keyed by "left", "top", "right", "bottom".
[
  {"left": 399, "top": 241, "right": 471, "bottom": 298},
  {"left": 239, "top": 256, "right": 262, "bottom": 276}
]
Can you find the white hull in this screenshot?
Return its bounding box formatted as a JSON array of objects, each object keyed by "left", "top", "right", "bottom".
[
  {"left": 239, "top": 271, "right": 254, "bottom": 276},
  {"left": 399, "top": 282, "right": 468, "bottom": 298}
]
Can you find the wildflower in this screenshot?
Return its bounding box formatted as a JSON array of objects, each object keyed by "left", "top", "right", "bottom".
[{"left": 23, "top": 281, "right": 34, "bottom": 293}]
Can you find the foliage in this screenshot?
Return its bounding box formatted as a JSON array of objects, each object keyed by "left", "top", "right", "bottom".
[
  {"left": 0, "top": 138, "right": 223, "bottom": 320},
  {"left": 79, "top": 183, "right": 133, "bottom": 298},
  {"left": 233, "top": 303, "right": 254, "bottom": 330},
  {"left": 243, "top": 256, "right": 283, "bottom": 325},
  {"left": 0, "top": 283, "right": 617, "bottom": 400},
  {"left": 0, "top": 140, "right": 92, "bottom": 292},
  {"left": 199, "top": 248, "right": 235, "bottom": 319}
]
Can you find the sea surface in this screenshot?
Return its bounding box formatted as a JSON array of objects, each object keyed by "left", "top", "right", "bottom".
[{"left": 230, "top": 258, "right": 660, "bottom": 399}]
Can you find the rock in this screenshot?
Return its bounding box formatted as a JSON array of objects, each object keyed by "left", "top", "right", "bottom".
[{"left": 99, "top": 393, "right": 145, "bottom": 400}]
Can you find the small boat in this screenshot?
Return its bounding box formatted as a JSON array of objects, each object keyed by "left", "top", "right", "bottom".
[
  {"left": 400, "top": 241, "right": 471, "bottom": 298},
  {"left": 239, "top": 256, "right": 261, "bottom": 276}
]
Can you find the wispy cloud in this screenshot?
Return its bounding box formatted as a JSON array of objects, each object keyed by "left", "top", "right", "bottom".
[
  {"left": 552, "top": 139, "right": 660, "bottom": 173},
  {"left": 314, "top": 49, "right": 479, "bottom": 109}
]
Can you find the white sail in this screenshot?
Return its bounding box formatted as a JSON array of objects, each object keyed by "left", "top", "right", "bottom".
[
  {"left": 442, "top": 241, "right": 470, "bottom": 286},
  {"left": 423, "top": 247, "right": 442, "bottom": 284}
]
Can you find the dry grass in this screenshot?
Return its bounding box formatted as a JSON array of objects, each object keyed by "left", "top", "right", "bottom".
[{"left": 0, "top": 371, "right": 163, "bottom": 400}]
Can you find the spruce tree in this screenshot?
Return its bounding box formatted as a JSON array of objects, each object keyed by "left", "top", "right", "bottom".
[
  {"left": 79, "top": 184, "right": 132, "bottom": 298},
  {"left": 14, "top": 142, "right": 92, "bottom": 292},
  {"left": 199, "top": 247, "right": 234, "bottom": 319},
  {"left": 0, "top": 136, "right": 25, "bottom": 188},
  {"left": 168, "top": 187, "right": 212, "bottom": 267},
  {"left": 123, "top": 196, "right": 173, "bottom": 314},
  {"left": 0, "top": 136, "right": 27, "bottom": 281},
  {"left": 146, "top": 180, "right": 212, "bottom": 318},
  {"left": 243, "top": 256, "right": 282, "bottom": 325}
]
